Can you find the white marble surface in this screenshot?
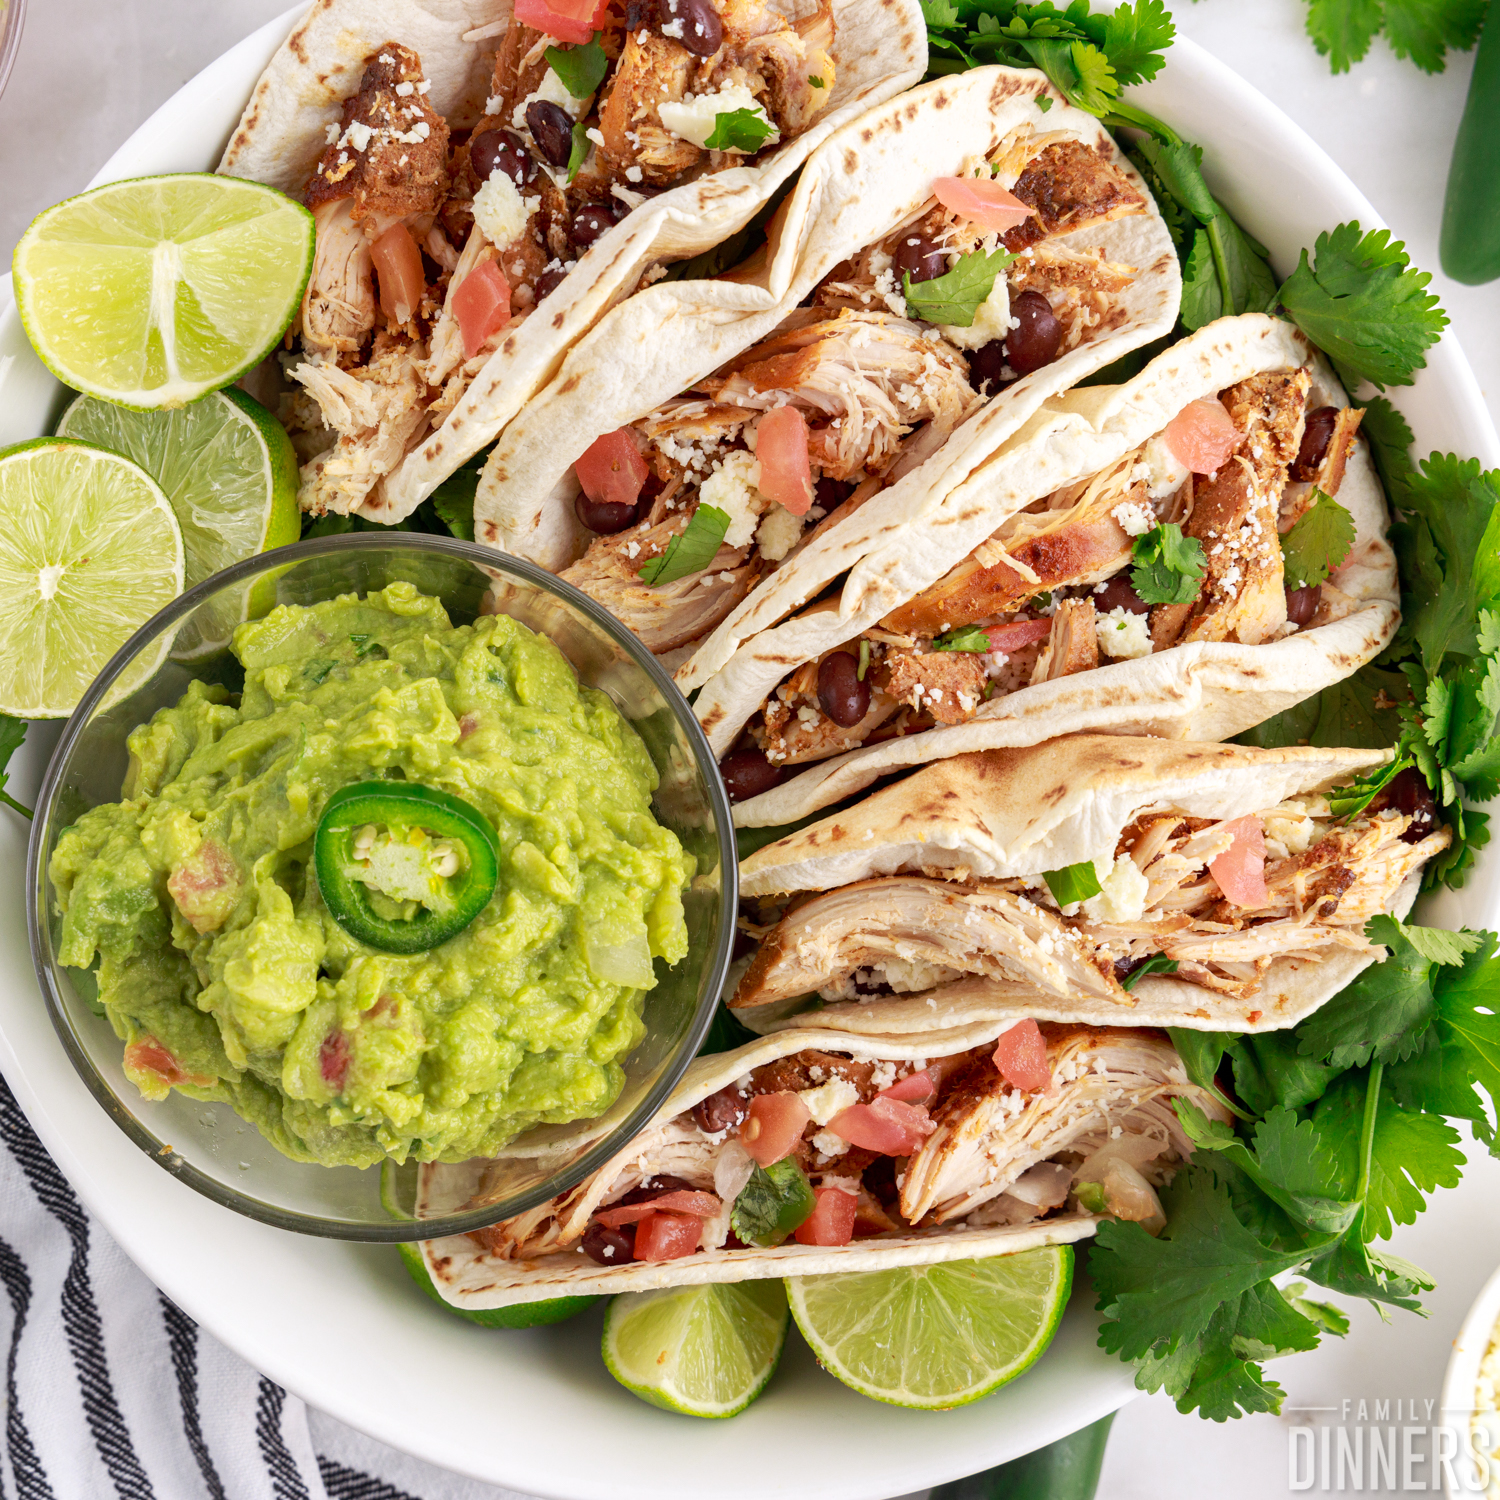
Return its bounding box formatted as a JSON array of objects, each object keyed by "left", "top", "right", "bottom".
[{"left": 2, "top": 3, "right": 1499, "bottom": 1498}]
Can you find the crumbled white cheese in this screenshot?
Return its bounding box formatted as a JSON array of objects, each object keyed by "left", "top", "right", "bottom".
[
  {"left": 1082, "top": 855, "right": 1149, "bottom": 924},
  {"left": 812, "top": 1129, "right": 849, "bottom": 1158},
  {"left": 344, "top": 120, "right": 373, "bottom": 153},
  {"left": 658, "top": 86, "right": 779, "bottom": 151},
  {"left": 1096, "top": 605, "right": 1152, "bottom": 661},
  {"left": 395, "top": 81, "right": 415, "bottom": 97},
  {"left": 471, "top": 171, "right": 537, "bottom": 251},
  {"left": 880, "top": 956, "right": 963, "bottom": 993},
  {"left": 757, "top": 503, "right": 804, "bottom": 561},
  {"left": 938, "top": 273, "right": 1011, "bottom": 351},
  {"left": 1111, "top": 500, "right": 1156, "bottom": 537},
  {"left": 1264, "top": 811, "right": 1316, "bottom": 854},
  {"left": 799, "top": 1077, "right": 859, "bottom": 1126},
  {"left": 1140, "top": 433, "right": 1191, "bottom": 499},
  {"left": 698, "top": 450, "right": 768, "bottom": 548}
]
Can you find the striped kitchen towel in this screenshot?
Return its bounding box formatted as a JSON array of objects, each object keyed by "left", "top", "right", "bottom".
[{"left": 0, "top": 1073, "right": 538, "bottom": 1500}]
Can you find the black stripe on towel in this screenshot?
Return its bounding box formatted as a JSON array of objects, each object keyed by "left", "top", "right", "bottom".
[
  {"left": 255, "top": 1378, "right": 311, "bottom": 1500},
  {"left": 0, "top": 1080, "right": 154, "bottom": 1500},
  {"left": 317, "top": 1457, "right": 422, "bottom": 1500},
  {"left": 0, "top": 1233, "right": 56, "bottom": 1500},
  {"left": 159, "top": 1296, "right": 226, "bottom": 1500}
]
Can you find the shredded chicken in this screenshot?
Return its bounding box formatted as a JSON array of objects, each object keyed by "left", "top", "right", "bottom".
[
  {"left": 882, "top": 651, "right": 989, "bottom": 724},
  {"left": 301, "top": 200, "right": 377, "bottom": 358},
  {"left": 1031, "top": 597, "right": 1098, "bottom": 682}
]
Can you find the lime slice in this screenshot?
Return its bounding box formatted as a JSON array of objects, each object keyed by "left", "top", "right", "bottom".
[
  {"left": 786, "top": 1246, "right": 1074, "bottom": 1410},
  {"left": 13, "top": 174, "right": 314, "bottom": 409},
  {"left": 56, "top": 388, "right": 299, "bottom": 654},
  {"left": 603, "top": 1280, "right": 789, "bottom": 1418},
  {"left": 396, "top": 1242, "right": 599, "bottom": 1328},
  {"left": 0, "top": 438, "right": 184, "bottom": 717}
]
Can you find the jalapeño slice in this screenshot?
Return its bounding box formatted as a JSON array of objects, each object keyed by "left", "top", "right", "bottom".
[{"left": 313, "top": 781, "right": 500, "bottom": 954}]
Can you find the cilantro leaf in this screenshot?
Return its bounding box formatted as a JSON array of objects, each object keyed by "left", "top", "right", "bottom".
[
  {"left": 1282, "top": 489, "right": 1356, "bottom": 589},
  {"left": 1102, "top": 0, "right": 1175, "bottom": 84},
  {"left": 637, "top": 504, "right": 731, "bottom": 586},
  {"left": 1276, "top": 223, "right": 1448, "bottom": 390},
  {"left": 1122, "top": 953, "right": 1180, "bottom": 991},
  {"left": 1381, "top": 0, "right": 1487, "bottom": 72},
  {"left": 730, "top": 1158, "right": 815, "bottom": 1246},
  {"left": 1130, "top": 522, "right": 1206, "bottom": 605},
  {"left": 1043, "top": 860, "right": 1101, "bottom": 905},
  {"left": 566, "top": 120, "right": 590, "bottom": 184},
  {"left": 1229, "top": 1030, "right": 1339, "bottom": 1115},
  {"left": 703, "top": 107, "right": 776, "bottom": 153},
  {"left": 1361, "top": 395, "right": 1417, "bottom": 502},
  {"left": 1420, "top": 932, "right": 1500, "bottom": 1146},
  {"left": 1132, "top": 137, "right": 1218, "bottom": 224},
  {"left": 1168, "top": 1026, "right": 1248, "bottom": 1117},
  {"left": 1066, "top": 39, "right": 1118, "bottom": 114},
  {"left": 1282, "top": 1281, "right": 1351, "bottom": 1337},
  {"left": 1235, "top": 663, "right": 1407, "bottom": 753},
  {"left": 0, "top": 715, "right": 29, "bottom": 820},
  {"left": 932, "top": 624, "right": 992, "bottom": 653},
  {"left": 902, "top": 247, "right": 1015, "bottom": 326},
  {"left": 1305, "top": 0, "right": 1384, "bottom": 71},
  {"left": 544, "top": 38, "right": 608, "bottom": 98}
]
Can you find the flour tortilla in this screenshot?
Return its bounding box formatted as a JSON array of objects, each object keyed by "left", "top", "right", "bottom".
[
  {"left": 734, "top": 734, "right": 1421, "bottom": 1037},
  {"left": 698, "top": 313, "right": 1398, "bottom": 826},
  {"left": 217, "top": 0, "right": 927, "bottom": 523},
  {"left": 473, "top": 65, "right": 1181, "bottom": 572},
  {"left": 418, "top": 1017, "right": 1151, "bottom": 1307}
]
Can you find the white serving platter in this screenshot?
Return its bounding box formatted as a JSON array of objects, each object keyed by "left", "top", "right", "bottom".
[{"left": 0, "top": 9, "right": 1496, "bottom": 1498}]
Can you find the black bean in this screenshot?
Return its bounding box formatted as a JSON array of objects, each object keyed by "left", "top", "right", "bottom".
[
  {"left": 1004, "top": 289, "right": 1063, "bottom": 376},
  {"left": 692, "top": 1086, "right": 747, "bottom": 1134},
  {"left": 1292, "top": 405, "right": 1340, "bottom": 481},
  {"left": 1385, "top": 767, "right": 1440, "bottom": 845},
  {"left": 720, "top": 747, "right": 783, "bottom": 802},
  {"left": 526, "top": 100, "right": 575, "bottom": 168},
  {"left": 968, "top": 339, "right": 1010, "bottom": 393},
  {"left": 814, "top": 476, "right": 855, "bottom": 512},
  {"left": 1094, "top": 573, "right": 1151, "bottom": 616},
  {"left": 582, "top": 1220, "right": 636, "bottom": 1265},
  {"left": 575, "top": 491, "right": 645, "bottom": 535},
  {"left": 816, "top": 651, "right": 870, "bottom": 728},
  {"left": 470, "top": 130, "right": 534, "bottom": 189},
  {"left": 663, "top": 0, "right": 723, "bottom": 55},
  {"left": 893, "top": 232, "right": 946, "bottom": 285},
  {"left": 862, "top": 1155, "right": 899, "bottom": 1206},
  {"left": 535, "top": 266, "right": 570, "bottom": 301},
  {"left": 1113, "top": 954, "right": 1148, "bottom": 984},
  {"left": 571, "top": 203, "right": 620, "bottom": 250},
  {"left": 1284, "top": 584, "right": 1320, "bottom": 628}
]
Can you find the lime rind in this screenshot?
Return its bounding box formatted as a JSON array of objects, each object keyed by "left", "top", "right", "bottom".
[
  {"left": 603, "top": 1279, "right": 790, "bottom": 1418},
  {"left": 0, "top": 437, "right": 184, "bottom": 718},
  {"left": 14, "top": 174, "right": 314, "bottom": 410},
  {"left": 785, "top": 1247, "right": 1074, "bottom": 1410}
]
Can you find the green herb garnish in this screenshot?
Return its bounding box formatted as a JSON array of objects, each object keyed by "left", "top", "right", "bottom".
[
  {"left": 566, "top": 120, "right": 590, "bottom": 185},
  {"left": 1129, "top": 523, "right": 1205, "bottom": 606},
  {"left": 638, "top": 505, "right": 731, "bottom": 586},
  {"left": 1121, "top": 954, "right": 1179, "bottom": 992},
  {"left": 1282, "top": 489, "right": 1356, "bottom": 591},
  {"left": 731, "top": 1159, "right": 816, "bottom": 1246},
  {"left": 902, "top": 246, "right": 1015, "bottom": 327},
  {"left": 545, "top": 38, "right": 608, "bottom": 98},
  {"left": 1042, "top": 860, "right": 1102, "bottom": 905},
  {"left": 932, "top": 624, "right": 992, "bottom": 652},
  {"left": 0, "top": 715, "right": 30, "bottom": 820},
  {"left": 304, "top": 659, "right": 338, "bottom": 685},
  {"left": 703, "top": 108, "right": 776, "bottom": 153}
]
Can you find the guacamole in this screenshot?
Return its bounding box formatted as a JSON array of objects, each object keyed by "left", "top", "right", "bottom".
[{"left": 50, "top": 583, "right": 694, "bottom": 1168}]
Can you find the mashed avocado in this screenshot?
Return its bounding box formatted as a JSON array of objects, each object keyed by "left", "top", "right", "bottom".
[{"left": 50, "top": 583, "right": 694, "bottom": 1168}]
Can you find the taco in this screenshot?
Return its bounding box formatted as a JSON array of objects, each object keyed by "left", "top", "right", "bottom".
[
  {"left": 418, "top": 1016, "right": 1225, "bottom": 1305},
  {"left": 217, "top": 0, "right": 925, "bottom": 522},
  {"left": 731, "top": 736, "right": 1448, "bottom": 1036},
  {"left": 686, "top": 313, "right": 1396, "bottom": 825},
  {"left": 471, "top": 66, "right": 1180, "bottom": 652}
]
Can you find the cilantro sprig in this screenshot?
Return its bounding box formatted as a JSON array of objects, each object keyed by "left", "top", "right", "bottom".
[
  {"left": 1130, "top": 522, "right": 1205, "bottom": 606},
  {"left": 638, "top": 505, "right": 731, "bottom": 586},
  {"left": 902, "top": 247, "right": 1015, "bottom": 326},
  {"left": 704, "top": 108, "right": 776, "bottom": 154},
  {"left": 1043, "top": 860, "right": 1101, "bottom": 905},
  {"left": 1304, "top": 0, "right": 1485, "bottom": 75},
  {"left": 545, "top": 38, "right": 608, "bottom": 98},
  {"left": 0, "top": 716, "right": 30, "bottom": 820},
  {"left": 932, "top": 624, "right": 993, "bottom": 652},
  {"left": 1281, "top": 490, "right": 1355, "bottom": 591}
]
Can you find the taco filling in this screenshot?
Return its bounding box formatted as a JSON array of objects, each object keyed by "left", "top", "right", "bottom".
[
  {"left": 284, "top": 3, "right": 836, "bottom": 518},
  {"left": 463, "top": 1025, "right": 1213, "bottom": 1265},
  {"left": 722, "top": 369, "right": 1367, "bottom": 779},
  {"left": 559, "top": 130, "right": 1149, "bottom": 652},
  {"left": 733, "top": 767, "right": 1446, "bottom": 1014}
]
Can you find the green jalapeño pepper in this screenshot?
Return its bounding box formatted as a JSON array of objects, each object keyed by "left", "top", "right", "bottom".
[
  {"left": 313, "top": 781, "right": 500, "bottom": 954},
  {"left": 730, "top": 1159, "right": 817, "bottom": 1247}
]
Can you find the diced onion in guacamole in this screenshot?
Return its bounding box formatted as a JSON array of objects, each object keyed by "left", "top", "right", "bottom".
[{"left": 48, "top": 583, "right": 694, "bottom": 1169}]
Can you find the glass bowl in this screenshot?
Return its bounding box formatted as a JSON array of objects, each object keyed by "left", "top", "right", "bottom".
[
  {"left": 0, "top": 0, "right": 24, "bottom": 102},
  {"left": 26, "top": 534, "right": 736, "bottom": 1241}
]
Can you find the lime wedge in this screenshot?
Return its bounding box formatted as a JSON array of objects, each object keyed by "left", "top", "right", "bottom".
[
  {"left": 13, "top": 174, "right": 314, "bottom": 409},
  {"left": 786, "top": 1246, "right": 1073, "bottom": 1410},
  {"left": 603, "top": 1280, "right": 789, "bottom": 1418},
  {"left": 0, "top": 438, "right": 184, "bottom": 717},
  {"left": 396, "top": 1242, "right": 599, "bottom": 1328},
  {"left": 56, "top": 388, "right": 299, "bottom": 653}
]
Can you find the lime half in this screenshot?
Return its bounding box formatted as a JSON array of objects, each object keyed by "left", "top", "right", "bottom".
[
  {"left": 603, "top": 1279, "right": 789, "bottom": 1418},
  {"left": 0, "top": 438, "right": 184, "bottom": 717},
  {"left": 57, "top": 389, "right": 299, "bottom": 654},
  {"left": 786, "top": 1247, "right": 1074, "bottom": 1410},
  {"left": 396, "top": 1242, "right": 599, "bottom": 1329},
  {"left": 14, "top": 174, "right": 314, "bottom": 409}
]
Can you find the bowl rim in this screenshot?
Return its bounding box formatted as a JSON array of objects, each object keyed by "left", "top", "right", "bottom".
[
  {"left": 1440, "top": 1260, "right": 1500, "bottom": 1496},
  {"left": 24, "top": 530, "right": 738, "bottom": 1242},
  {"left": 0, "top": 0, "right": 26, "bottom": 103}
]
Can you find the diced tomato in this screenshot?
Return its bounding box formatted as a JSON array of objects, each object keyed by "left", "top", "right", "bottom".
[
  {"left": 513, "top": 0, "right": 604, "bottom": 44},
  {"left": 319, "top": 1029, "right": 351, "bottom": 1090},
  {"left": 879, "top": 1069, "right": 934, "bottom": 1105},
  {"left": 634, "top": 1211, "right": 703, "bottom": 1261},
  {"left": 827, "top": 1095, "right": 934, "bottom": 1155},
  {"left": 793, "top": 1187, "right": 858, "bottom": 1246},
  {"left": 739, "top": 1091, "right": 811, "bottom": 1166},
  {"left": 755, "top": 406, "right": 813, "bottom": 516},
  {"left": 594, "top": 1190, "right": 722, "bottom": 1228},
  {"left": 166, "top": 838, "right": 241, "bottom": 934},
  {"left": 575, "top": 429, "right": 649, "bottom": 511},
  {"left": 1163, "top": 397, "right": 1240, "bottom": 475},
  {"left": 1209, "top": 815, "right": 1269, "bottom": 908},
  {"left": 985, "top": 618, "right": 1054, "bottom": 653},
  {"left": 452, "top": 258, "right": 512, "bottom": 360},
  {"left": 931, "top": 176, "right": 1034, "bottom": 234},
  {"left": 459, "top": 712, "right": 480, "bottom": 740},
  {"left": 123, "top": 1037, "right": 213, "bottom": 1099},
  {"left": 372, "top": 223, "right": 426, "bottom": 326},
  {"left": 993, "top": 1018, "right": 1052, "bottom": 1092}
]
